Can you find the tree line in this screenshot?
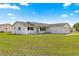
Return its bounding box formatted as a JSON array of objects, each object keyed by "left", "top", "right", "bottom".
[{"left": 73, "top": 23, "right": 79, "bottom": 31}]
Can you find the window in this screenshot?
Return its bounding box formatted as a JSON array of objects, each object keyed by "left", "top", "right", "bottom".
[
  {"left": 40, "top": 27, "right": 46, "bottom": 31},
  {"left": 5, "top": 28, "right": 7, "bottom": 29},
  {"left": 28, "top": 27, "right": 34, "bottom": 30},
  {"left": 18, "top": 27, "right": 21, "bottom": 30}
]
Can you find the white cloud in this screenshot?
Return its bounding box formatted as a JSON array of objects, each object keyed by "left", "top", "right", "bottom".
[
  {"left": 11, "top": 16, "right": 15, "bottom": 19},
  {"left": 32, "top": 11, "right": 36, "bottom": 15},
  {"left": 70, "top": 14, "right": 74, "bottom": 16},
  {"left": 20, "top": 3, "right": 29, "bottom": 6},
  {"left": 63, "top": 3, "right": 72, "bottom": 7},
  {"left": 0, "top": 4, "right": 20, "bottom": 10},
  {"left": 8, "top": 13, "right": 16, "bottom": 19},
  {"left": 0, "top": 0, "right": 79, "bottom": 3},
  {"left": 61, "top": 14, "right": 68, "bottom": 18},
  {"left": 74, "top": 10, "right": 79, "bottom": 13},
  {"left": 19, "top": 0, "right": 29, "bottom": 6},
  {"left": 8, "top": 13, "right": 15, "bottom": 16}
]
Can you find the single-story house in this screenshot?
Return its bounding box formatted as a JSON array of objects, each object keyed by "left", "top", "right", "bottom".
[
  {"left": 11, "top": 21, "right": 71, "bottom": 34},
  {"left": 0, "top": 24, "right": 12, "bottom": 32}
]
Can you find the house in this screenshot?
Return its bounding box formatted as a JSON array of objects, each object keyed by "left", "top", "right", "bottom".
[
  {"left": 11, "top": 21, "right": 48, "bottom": 34},
  {"left": 11, "top": 21, "right": 71, "bottom": 34},
  {"left": 47, "top": 23, "right": 71, "bottom": 34},
  {"left": 0, "top": 24, "right": 12, "bottom": 32}
]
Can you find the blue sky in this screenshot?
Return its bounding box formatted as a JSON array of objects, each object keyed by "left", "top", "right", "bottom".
[{"left": 0, "top": 3, "right": 79, "bottom": 26}]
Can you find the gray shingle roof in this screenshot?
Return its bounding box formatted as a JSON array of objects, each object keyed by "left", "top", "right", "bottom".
[
  {"left": 0, "top": 24, "right": 12, "bottom": 26},
  {"left": 48, "top": 23, "right": 70, "bottom": 27},
  {"left": 27, "top": 21, "right": 48, "bottom": 27},
  {"left": 13, "top": 21, "right": 34, "bottom": 26},
  {"left": 13, "top": 21, "right": 70, "bottom": 27}
]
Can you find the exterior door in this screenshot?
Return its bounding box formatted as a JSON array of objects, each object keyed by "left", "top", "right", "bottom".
[{"left": 36, "top": 28, "right": 39, "bottom": 34}]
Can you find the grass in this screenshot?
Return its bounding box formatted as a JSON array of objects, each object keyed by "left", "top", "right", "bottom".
[
  {"left": 0, "top": 32, "right": 79, "bottom": 56},
  {"left": 70, "top": 32, "right": 79, "bottom": 35}
]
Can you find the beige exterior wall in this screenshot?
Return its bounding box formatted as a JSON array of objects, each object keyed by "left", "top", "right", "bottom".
[
  {"left": 47, "top": 25, "right": 70, "bottom": 34},
  {"left": 24, "top": 27, "right": 37, "bottom": 34},
  {"left": 12, "top": 23, "right": 25, "bottom": 34},
  {"left": 12, "top": 23, "right": 71, "bottom": 34},
  {"left": 64, "top": 24, "right": 71, "bottom": 33},
  {"left": 12, "top": 23, "right": 37, "bottom": 34}
]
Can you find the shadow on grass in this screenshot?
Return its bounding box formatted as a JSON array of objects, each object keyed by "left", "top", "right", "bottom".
[
  {"left": 7, "top": 33, "right": 25, "bottom": 35},
  {"left": 0, "top": 32, "right": 67, "bottom": 36},
  {"left": 7, "top": 33, "right": 50, "bottom": 36}
]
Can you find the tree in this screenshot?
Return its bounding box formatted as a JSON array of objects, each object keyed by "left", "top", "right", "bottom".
[{"left": 73, "top": 23, "right": 79, "bottom": 31}]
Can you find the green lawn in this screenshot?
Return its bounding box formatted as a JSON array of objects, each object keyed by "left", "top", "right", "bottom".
[
  {"left": 0, "top": 32, "right": 79, "bottom": 56},
  {"left": 70, "top": 32, "right": 79, "bottom": 35}
]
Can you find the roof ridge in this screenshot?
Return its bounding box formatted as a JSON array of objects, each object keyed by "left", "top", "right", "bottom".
[
  {"left": 49, "top": 23, "right": 68, "bottom": 25},
  {"left": 27, "top": 21, "right": 48, "bottom": 24}
]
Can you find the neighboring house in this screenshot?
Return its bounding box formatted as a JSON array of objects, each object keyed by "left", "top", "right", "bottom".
[
  {"left": 11, "top": 21, "right": 71, "bottom": 34},
  {"left": 0, "top": 24, "right": 12, "bottom": 32}
]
